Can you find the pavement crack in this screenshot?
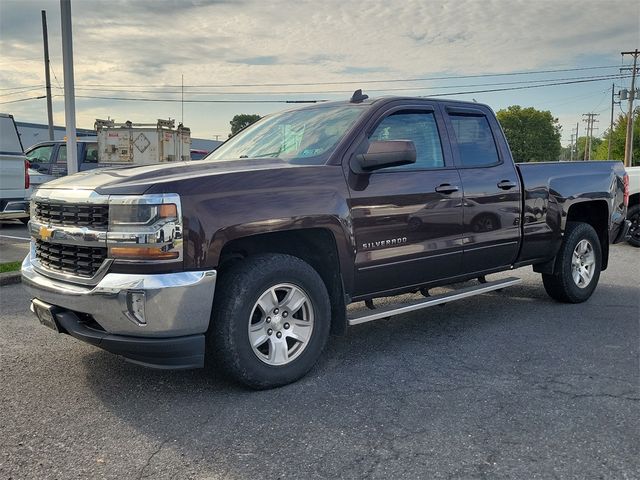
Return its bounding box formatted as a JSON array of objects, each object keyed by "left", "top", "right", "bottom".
[{"left": 138, "top": 439, "right": 168, "bottom": 480}]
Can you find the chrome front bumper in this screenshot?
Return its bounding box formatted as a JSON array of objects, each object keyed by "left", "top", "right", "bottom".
[{"left": 21, "top": 251, "right": 217, "bottom": 338}]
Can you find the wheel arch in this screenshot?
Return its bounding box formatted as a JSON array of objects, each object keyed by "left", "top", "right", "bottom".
[
  {"left": 216, "top": 226, "right": 350, "bottom": 335},
  {"left": 565, "top": 199, "right": 610, "bottom": 270}
]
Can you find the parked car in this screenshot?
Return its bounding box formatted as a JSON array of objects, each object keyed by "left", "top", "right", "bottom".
[
  {"left": 0, "top": 113, "right": 29, "bottom": 222},
  {"left": 25, "top": 139, "right": 100, "bottom": 188},
  {"left": 624, "top": 165, "right": 640, "bottom": 247},
  {"left": 22, "top": 94, "right": 630, "bottom": 389}
]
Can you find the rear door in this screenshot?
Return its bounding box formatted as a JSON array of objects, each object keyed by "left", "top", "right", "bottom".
[
  {"left": 346, "top": 101, "right": 464, "bottom": 297},
  {"left": 441, "top": 105, "right": 521, "bottom": 272}
]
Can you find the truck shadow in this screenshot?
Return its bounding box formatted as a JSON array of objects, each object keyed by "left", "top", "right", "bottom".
[{"left": 80, "top": 280, "right": 638, "bottom": 478}]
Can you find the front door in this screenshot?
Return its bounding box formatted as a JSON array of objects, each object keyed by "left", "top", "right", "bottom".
[{"left": 346, "top": 104, "right": 464, "bottom": 298}]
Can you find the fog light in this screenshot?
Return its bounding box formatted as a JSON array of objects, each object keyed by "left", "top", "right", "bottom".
[{"left": 126, "top": 291, "right": 146, "bottom": 325}]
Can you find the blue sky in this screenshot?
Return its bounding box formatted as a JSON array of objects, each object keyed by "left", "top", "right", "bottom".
[{"left": 0, "top": 0, "right": 638, "bottom": 145}]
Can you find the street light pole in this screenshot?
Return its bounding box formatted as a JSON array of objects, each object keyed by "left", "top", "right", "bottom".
[{"left": 60, "top": 0, "right": 77, "bottom": 175}]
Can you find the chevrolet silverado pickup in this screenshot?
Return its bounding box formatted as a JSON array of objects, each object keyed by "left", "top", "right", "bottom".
[{"left": 22, "top": 93, "right": 631, "bottom": 388}]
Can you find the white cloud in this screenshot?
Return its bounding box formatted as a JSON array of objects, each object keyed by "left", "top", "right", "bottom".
[{"left": 0, "top": 0, "right": 638, "bottom": 138}]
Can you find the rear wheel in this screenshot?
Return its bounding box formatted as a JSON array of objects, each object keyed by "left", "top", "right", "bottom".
[
  {"left": 542, "top": 222, "right": 602, "bottom": 303},
  {"left": 208, "top": 253, "right": 331, "bottom": 389},
  {"left": 627, "top": 204, "right": 640, "bottom": 248}
]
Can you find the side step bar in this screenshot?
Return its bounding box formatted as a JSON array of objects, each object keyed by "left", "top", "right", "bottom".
[{"left": 348, "top": 276, "right": 522, "bottom": 326}]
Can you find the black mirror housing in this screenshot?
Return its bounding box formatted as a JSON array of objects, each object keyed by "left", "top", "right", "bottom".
[{"left": 354, "top": 140, "right": 416, "bottom": 172}]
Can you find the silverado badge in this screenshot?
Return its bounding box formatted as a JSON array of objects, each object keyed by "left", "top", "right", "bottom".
[{"left": 361, "top": 237, "right": 408, "bottom": 250}]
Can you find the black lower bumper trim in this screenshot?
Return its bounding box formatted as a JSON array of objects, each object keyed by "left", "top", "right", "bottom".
[{"left": 55, "top": 310, "right": 205, "bottom": 369}]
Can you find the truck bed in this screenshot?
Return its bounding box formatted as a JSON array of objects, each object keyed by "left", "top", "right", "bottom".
[{"left": 516, "top": 160, "right": 627, "bottom": 265}]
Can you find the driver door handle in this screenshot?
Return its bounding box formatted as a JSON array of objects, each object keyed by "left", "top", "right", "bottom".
[
  {"left": 497, "top": 180, "right": 517, "bottom": 190},
  {"left": 435, "top": 184, "right": 459, "bottom": 194}
]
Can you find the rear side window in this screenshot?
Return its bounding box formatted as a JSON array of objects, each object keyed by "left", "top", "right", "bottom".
[
  {"left": 369, "top": 111, "right": 444, "bottom": 170},
  {"left": 26, "top": 145, "right": 54, "bottom": 164},
  {"left": 449, "top": 115, "right": 500, "bottom": 167}
]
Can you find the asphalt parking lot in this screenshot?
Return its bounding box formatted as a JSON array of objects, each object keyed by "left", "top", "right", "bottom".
[
  {"left": 0, "top": 221, "right": 30, "bottom": 264},
  {"left": 0, "top": 241, "right": 638, "bottom": 479}
]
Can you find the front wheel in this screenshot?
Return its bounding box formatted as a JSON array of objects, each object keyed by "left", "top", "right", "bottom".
[
  {"left": 627, "top": 204, "right": 640, "bottom": 247},
  {"left": 542, "top": 222, "right": 602, "bottom": 303},
  {"left": 208, "top": 253, "right": 331, "bottom": 389}
]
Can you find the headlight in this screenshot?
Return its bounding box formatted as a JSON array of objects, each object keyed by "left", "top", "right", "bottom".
[
  {"left": 107, "top": 194, "right": 182, "bottom": 262},
  {"left": 109, "top": 204, "right": 178, "bottom": 227}
]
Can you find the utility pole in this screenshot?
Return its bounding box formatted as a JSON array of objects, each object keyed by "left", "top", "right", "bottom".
[
  {"left": 621, "top": 49, "right": 639, "bottom": 167},
  {"left": 569, "top": 133, "right": 575, "bottom": 161},
  {"left": 60, "top": 0, "right": 77, "bottom": 175},
  {"left": 608, "top": 83, "right": 620, "bottom": 160},
  {"left": 572, "top": 122, "right": 579, "bottom": 161},
  {"left": 41, "top": 10, "right": 54, "bottom": 141},
  {"left": 582, "top": 113, "right": 599, "bottom": 161}
]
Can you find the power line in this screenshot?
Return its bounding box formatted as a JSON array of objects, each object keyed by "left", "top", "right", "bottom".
[
  {"left": 72, "top": 64, "right": 622, "bottom": 89},
  {"left": 58, "top": 95, "right": 327, "bottom": 104},
  {"left": 426, "top": 75, "right": 631, "bottom": 97},
  {"left": 0, "top": 95, "right": 46, "bottom": 105},
  {"left": 0, "top": 84, "right": 43, "bottom": 91},
  {"left": 0, "top": 86, "right": 44, "bottom": 97},
  {"left": 6, "top": 74, "right": 631, "bottom": 106},
  {"left": 51, "top": 73, "right": 629, "bottom": 96},
  {"left": 59, "top": 75, "right": 633, "bottom": 103}
]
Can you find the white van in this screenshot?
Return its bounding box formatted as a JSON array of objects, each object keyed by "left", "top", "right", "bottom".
[{"left": 0, "top": 113, "right": 29, "bottom": 222}]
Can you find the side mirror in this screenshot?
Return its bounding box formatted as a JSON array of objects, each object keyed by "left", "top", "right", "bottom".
[
  {"left": 353, "top": 140, "right": 416, "bottom": 172},
  {"left": 29, "top": 162, "right": 40, "bottom": 170}
]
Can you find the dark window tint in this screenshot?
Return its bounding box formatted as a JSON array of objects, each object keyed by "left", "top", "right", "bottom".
[
  {"left": 26, "top": 145, "right": 54, "bottom": 164},
  {"left": 84, "top": 144, "right": 99, "bottom": 163},
  {"left": 58, "top": 145, "right": 67, "bottom": 163},
  {"left": 449, "top": 115, "right": 500, "bottom": 167},
  {"left": 370, "top": 111, "right": 444, "bottom": 170}
]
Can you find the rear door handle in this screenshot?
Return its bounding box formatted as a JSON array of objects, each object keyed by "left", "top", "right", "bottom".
[
  {"left": 497, "top": 180, "right": 517, "bottom": 190},
  {"left": 435, "top": 184, "right": 459, "bottom": 194}
]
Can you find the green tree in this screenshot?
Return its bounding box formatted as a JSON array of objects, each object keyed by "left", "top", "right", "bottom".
[
  {"left": 593, "top": 112, "right": 640, "bottom": 164},
  {"left": 574, "top": 136, "right": 603, "bottom": 161},
  {"left": 229, "top": 114, "right": 262, "bottom": 137},
  {"left": 496, "top": 105, "right": 562, "bottom": 162}
]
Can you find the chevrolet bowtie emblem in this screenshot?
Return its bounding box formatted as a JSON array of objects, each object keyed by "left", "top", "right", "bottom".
[{"left": 39, "top": 226, "right": 53, "bottom": 240}]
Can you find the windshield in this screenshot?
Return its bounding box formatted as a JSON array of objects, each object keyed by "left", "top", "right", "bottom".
[{"left": 207, "top": 104, "right": 365, "bottom": 165}]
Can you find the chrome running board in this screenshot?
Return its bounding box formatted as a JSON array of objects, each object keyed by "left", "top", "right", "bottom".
[{"left": 348, "top": 277, "right": 522, "bottom": 326}]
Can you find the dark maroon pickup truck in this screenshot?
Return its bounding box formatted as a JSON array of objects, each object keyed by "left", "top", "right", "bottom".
[{"left": 22, "top": 93, "right": 631, "bottom": 388}]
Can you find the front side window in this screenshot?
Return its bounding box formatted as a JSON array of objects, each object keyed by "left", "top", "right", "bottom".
[
  {"left": 449, "top": 115, "right": 500, "bottom": 167},
  {"left": 26, "top": 145, "right": 54, "bottom": 164},
  {"left": 369, "top": 111, "right": 445, "bottom": 170},
  {"left": 207, "top": 104, "right": 366, "bottom": 165}
]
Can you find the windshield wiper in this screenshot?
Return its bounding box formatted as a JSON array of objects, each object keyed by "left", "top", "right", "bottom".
[{"left": 238, "top": 151, "right": 281, "bottom": 159}]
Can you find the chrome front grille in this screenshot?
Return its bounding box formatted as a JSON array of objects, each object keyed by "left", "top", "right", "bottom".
[
  {"left": 35, "top": 239, "right": 107, "bottom": 277},
  {"left": 34, "top": 201, "right": 109, "bottom": 230}
]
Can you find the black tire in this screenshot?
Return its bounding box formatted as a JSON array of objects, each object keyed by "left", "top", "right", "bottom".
[
  {"left": 208, "top": 253, "right": 331, "bottom": 389},
  {"left": 627, "top": 204, "right": 640, "bottom": 248},
  {"left": 542, "top": 222, "right": 602, "bottom": 303}
]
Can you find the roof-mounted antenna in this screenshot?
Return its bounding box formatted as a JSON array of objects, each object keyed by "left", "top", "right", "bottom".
[{"left": 350, "top": 89, "right": 369, "bottom": 104}]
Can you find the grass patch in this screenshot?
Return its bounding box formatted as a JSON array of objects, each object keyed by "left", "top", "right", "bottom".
[{"left": 0, "top": 261, "right": 22, "bottom": 274}]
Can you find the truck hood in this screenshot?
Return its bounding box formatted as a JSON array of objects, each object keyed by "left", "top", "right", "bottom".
[{"left": 37, "top": 159, "right": 301, "bottom": 195}]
